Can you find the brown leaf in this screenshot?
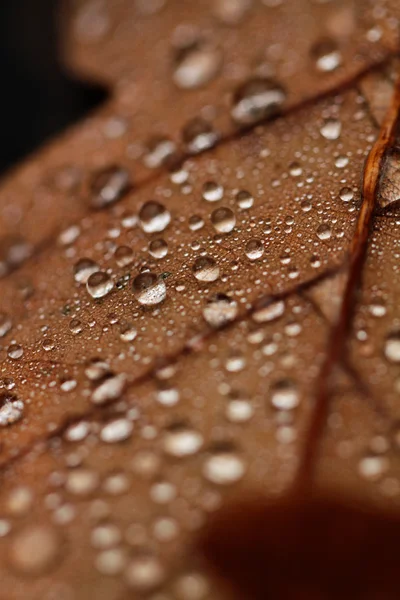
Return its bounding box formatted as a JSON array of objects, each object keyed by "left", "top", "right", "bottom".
[{"left": 0, "top": 1, "right": 400, "bottom": 599}]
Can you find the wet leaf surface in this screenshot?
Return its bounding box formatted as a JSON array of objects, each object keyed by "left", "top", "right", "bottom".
[{"left": 0, "top": 1, "right": 400, "bottom": 599}]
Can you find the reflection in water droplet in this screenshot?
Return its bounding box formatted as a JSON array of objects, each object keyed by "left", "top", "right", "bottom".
[
  {"left": 139, "top": 201, "right": 171, "bottom": 233},
  {"left": 211, "top": 207, "right": 236, "bottom": 233},
  {"left": 311, "top": 39, "right": 342, "bottom": 72},
  {"left": 9, "top": 525, "right": 63, "bottom": 575},
  {"left": 192, "top": 256, "right": 220, "bottom": 282},
  {"left": 231, "top": 77, "right": 286, "bottom": 125},
  {"left": 87, "top": 271, "right": 113, "bottom": 298},
  {"left": 320, "top": 118, "right": 342, "bottom": 140},
  {"left": 90, "top": 165, "right": 130, "bottom": 208},
  {"left": 203, "top": 446, "right": 246, "bottom": 484},
  {"left": 203, "top": 294, "right": 238, "bottom": 327},
  {"left": 270, "top": 379, "right": 299, "bottom": 410},
  {"left": 132, "top": 272, "right": 167, "bottom": 305},
  {"left": 173, "top": 41, "right": 222, "bottom": 89},
  {"left": 384, "top": 331, "right": 400, "bottom": 363}
]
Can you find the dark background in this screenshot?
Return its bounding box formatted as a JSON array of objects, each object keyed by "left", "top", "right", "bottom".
[{"left": 0, "top": 0, "right": 107, "bottom": 176}]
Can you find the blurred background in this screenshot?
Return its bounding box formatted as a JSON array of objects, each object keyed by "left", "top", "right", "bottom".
[{"left": 0, "top": 0, "right": 107, "bottom": 176}]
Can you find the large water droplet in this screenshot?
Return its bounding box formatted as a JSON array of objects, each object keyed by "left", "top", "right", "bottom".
[
  {"left": 192, "top": 256, "right": 220, "bottom": 282},
  {"left": 211, "top": 207, "right": 236, "bottom": 233},
  {"left": 87, "top": 271, "right": 113, "bottom": 298}
]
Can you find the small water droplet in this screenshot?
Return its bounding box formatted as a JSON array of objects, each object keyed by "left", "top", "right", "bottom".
[
  {"left": 316, "top": 223, "right": 332, "bottom": 240},
  {"left": 173, "top": 41, "right": 222, "bottom": 90},
  {"left": 125, "top": 553, "right": 166, "bottom": 592},
  {"left": 270, "top": 379, "right": 299, "bottom": 410},
  {"left": 0, "top": 393, "right": 24, "bottom": 426},
  {"left": 231, "top": 77, "right": 286, "bottom": 125},
  {"left": 202, "top": 181, "right": 224, "bottom": 202},
  {"left": 311, "top": 38, "right": 342, "bottom": 72},
  {"left": 192, "top": 256, "right": 220, "bottom": 282},
  {"left": 245, "top": 238, "right": 264, "bottom": 260},
  {"left": 0, "top": 312, "right": 12, "bottom": 338},
  {"left": 114, "top": 245, "right": 134, "bottom": 267},
  {"left": 235, "top": 189, "right": 254, "bottom": 209},
  {"left": 149, "top": 238, "right": 168, "bottom": 259},
  {"left": 90, "top": 165, "right": 130, "bottom": 208},
  {"left": 8, "top": 525, "right": 63, "bottom": 576},
  {"left": 384, "top": 331, "right": 400, "bottom": 363},
  {"left": 320, "top": 118, "right": 342, "bottom": 140},
  {"left": 163, "top": 423, "right": 203, "bottom": 457},
  {"left": 74, "top": 258, "right": 100, "bottom": 284},
  {"left": 101, "top": 418, "right": 133, "bottom": 443},
  {"left": 7, "top": 344, "right": 24, "bottom": 360},
  {"left": 203, "top": 445, "right": 246, "bottom": 485},
  {"left": 182, "top": 117, "right": 219, "bottom": 154}
]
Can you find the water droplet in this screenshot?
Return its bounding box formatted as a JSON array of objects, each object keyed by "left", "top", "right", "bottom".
[
  {"left": 120, "top": 323, "right": 138, "bottom": 342},
  {"left": 289, "top": 161, "right": 303, "bottom": 177},
  {"left": 125, "top": 553, "right": 166, "bottom": 592},
  {"left": 339, "top": 187, "right": 354, "bottom": 202},
  {"left": 96, "top": 548, "right": 126, "bottom": 575},
  {"left": 202, "top": 181, "right": 223, "bottom": 202},
  {"left": 192, "top": 256, "right": 220, "bottom": 282},
  {"left": 156, "top": 384, "right": 180, "bottom": 406},
  {"left": 358, "top": 454, "right": 388, "bottom": 480},
  {"left": 211, "top": 207, "right": 236, "bottom": 233},
  {"left": 139, "top": 201, "right": 171, "bottom": 233},
  {"left": 7, "top": 344, "right": 24, "bottom": 360},
  {"left": 311, "top": 38, "right": 342, "bottom": 72},
  {"left": 0, "top": 312, "right": 12, "bottom": 338},
  {"left": 73, "top": 258, "right": 100, "bottom": 284},
  {"left": 335, "top": 156, "right": 349, "bottom": 169},
  {"left": 384, "top": 331, "right": 400, "bottom": 363},
  {"left": 203, "top": 445, "right": 246, "bottom": 485},
  {"left": 0, "top": 393, "right": 24, "bottom": 426},
  {"left": 203, "top": 294, "right": 238, "bottom": 327},
  {"left": 235, "top": 189, "right": 254, "bottom": 209},
  {"left": 66, "top": 468, "right": 100, "bottom": 496},
  {"left": 132, "top": 272, "right": 167, "bottom": 305},
  {"left": 369, "top": 299, "right": 386, "bottom": 318},
  {"left": 270, "top": 379, "right": 299, "bottom": 410},
  {"left": 253, "top": 300, "right": 285, "bottom": 323},
  {"left": 245, "top": 238, "right": 264, "bottom": 260},
  {"left": 231, "top": 77, "right": 286, "bottom": 125},
  {"left": 90, "top": 165, "right": 130, "bottom": 208},
  {"left": 149, "top": 238, "right": 168, "bottom": 259},
  {"left": 182, "top": 117, "right": 219, "bottom": 154},
  {"left": 9, "top": 525, "right": 63, "bottom": 575},
  {"left": 0, "top": 236, "right": 32, "bottom": 277},
  {"left": 114, "top": 246, "right": 134, "bottom": 267},
  {"left": 226, "top": 393, "right": 254, "bottom": 423},
  {"left": 91, "top": 373, "right": 126, "bottom": 405},
  {"left": 101, "top": 418, "right": 133, "bottom": 443},
  {"left": 214, "top": 0, "right": 252, "bottom": 25},
  {"left": 162, "top": 423, "right": 203, "bottom": 457},
  {"left": 316, "top": 223, "right": 332, "bottom": 240},
  {"left": 91, "top": 523, "right": 121, "bottom": 550},
  {"left": 87, "top": 271, "right": 113, "bottom": 298},
  {"left": 320, "top": 118, "right": 342, "bottom": 140},
  {"left": 188, "top": 215, "right": 205, "bottom": 231},
  {"left": 173, "top": 41, "right": 222, "bottom": 89},
  {"left": 143, "top": 136, "right": 177, "bottom": 169}
]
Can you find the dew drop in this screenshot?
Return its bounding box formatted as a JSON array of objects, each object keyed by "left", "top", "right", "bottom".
[
  {"left": 311, "top": 38, "right": 342, "bottom": 72},
  {"left": 9, "top": 525, "right": 63, "bottom": 576},
  {"left": 235, "top": 189, "right": 254, "bottom": 209},
  {"left": 149, "top": 238, "right": 168, "bottom": 259},
  {"left": 231, "top": 77, "right": 286, "bottom": 125},
  {"left": 173, "top": 41, "right": 222, "bottom": 90},
  {"left": 101, "top": 418, "right": 133, "bottom": 443},
  {"left": 320, "top": 117, "right": 342, "bottom": 140},
  {"left": 182, "top": 117, "right": 219, "bottom": 154},
  {"left": 125, "top": 553, "right": 166, "bottom": 592},
  {"left": 7, "top": 344, "right": 24, "bottom": 360},
  {"left": 0, "top": 312, "right": 12, "bottom": 338},
  {"left": 132, "top": 272, "right": 167, "bottom": 305},
  {"left": 316, "top": 223, "right": 332, "bottom": 240},
  {"left": 203, "top": 294, "right": 238, "bottom": 327},
  {"left": 384, "top": 331, "right": 400, "bottom": 363},
  {"left": 339, "top": 187, "right": 354, "bottom": 202},
  {"left": 143, "top": 136, "right": 176, "bottom": 169},
  {"left": 139, "top": 201, "right": 171, "bottom": 233},
  {"left": 245, "top": 238, "right": 264, "bottom": 260},
  {"left": 202, "top": 181, "right": 223, "bottom": 202},
  {"left": 270, "top": 379, "right": 299, "bottom": 410},
  {"left": 192, "top": 256, "right": 220, "bottom": 282},
  {"left": 73, "top": 258, "right": 100, "bottom": 284},
  {"left": 87, "top": 271, "right": 113, "bottom": 298},
  {"left": 163, "top": 423, "right": 203, "bottom": 457},
  {"left": 114, "top": 245, "right": 134, "bottom": 267},
  {"left": 203, "top": 445, "right": 246, "bottom": 485},
  {"left": 0, "top": 393, "right": 24, "bottom": 426},
  {"left": 90, "top": 165, "right": 130, "bottom": 208},
  {"left": 253, "top": 300, "right": 285, "bottom": 323},
  {"left": 91, "top": 373, "right": 126, "bottom": 405},
  {"left": 211, "top": 207, "right": 236, "bottom": 233}
]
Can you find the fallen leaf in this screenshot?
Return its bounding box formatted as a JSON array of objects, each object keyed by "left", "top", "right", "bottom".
[{"left": 0, "top": 1, "right": 400, "bottom": 599}]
